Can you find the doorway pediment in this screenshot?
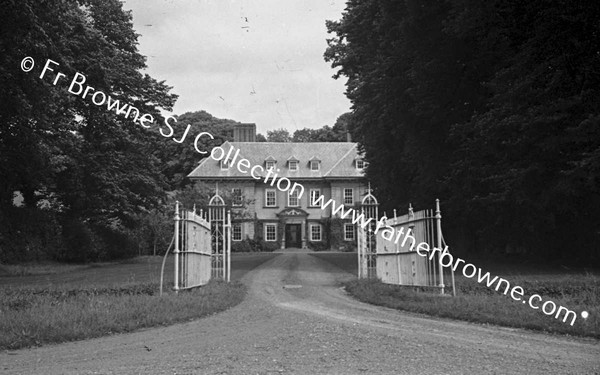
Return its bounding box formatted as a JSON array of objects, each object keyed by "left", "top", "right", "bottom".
[{"left": 277, "top": 208, "right": 308, "bottom": 217}]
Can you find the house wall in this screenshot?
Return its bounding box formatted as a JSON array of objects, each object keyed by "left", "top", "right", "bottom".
[
  {"left": 200, "top": 178, "right": 366, "bottom": 249},
  {"left": 330, "top": 181, "right": 368, "bottom": 207}
]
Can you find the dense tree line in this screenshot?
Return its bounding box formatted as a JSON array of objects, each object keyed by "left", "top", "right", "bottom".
[
  {"left": 159, "top": 110, "right": 239, "bottom": 189},
  {"left": 326, "top": 0, "right": 600, "bottom": 264},
  {"left": 0, "top": 1, "right": 240, "bottom": 262},
  {"left": 263, "top": 113, "right": 352, "bottom": 142},
  {"left": 0, "top": 0, "right": 177, "bottom": 262}
]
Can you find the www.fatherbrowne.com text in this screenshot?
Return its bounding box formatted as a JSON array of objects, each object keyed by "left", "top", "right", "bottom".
[{"left": 312, "top": 196, "right": 579, "bottom": 326}]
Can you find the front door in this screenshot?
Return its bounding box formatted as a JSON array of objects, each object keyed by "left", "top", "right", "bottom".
[{"left": 285, "top": 224, "right": 302, "bottom": 248}]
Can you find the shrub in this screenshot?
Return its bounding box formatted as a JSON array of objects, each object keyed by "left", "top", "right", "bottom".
[
  {"left": 58, "top": 220, "right": 137, "bottom": 263},
  {"left": 60, "top": 219, "right": 97, "bottom": 263},
  {"left": 93, "top": 225, "right": 137, "bottom": 261},
  {"left": 231, "top": 240, "right": 253, "bottom": 252},
  {"left": 307, "top": 241, "right": 329, "bottom": 251},
  {"left": 0, "top": 207, "right": 63, "bottom": 263},
  {"left": 327, "top": 218, "right": 344, "bottom": 249},
  {"left": 339, "top": 243, "right": 357, "bottom": 252},
  {"left": 246, "top": 237, "right": 262, "bottom": 252},
  {"left": 247, "top": 236, "right": 279, "bottom": 252},
  {"left": 258, "top": 240, "right": 279, "bottom": 252}
]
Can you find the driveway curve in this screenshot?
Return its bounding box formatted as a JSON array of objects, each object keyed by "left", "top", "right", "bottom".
[{"left": 1, "top": 250, "right": 598, "bottom": 374}]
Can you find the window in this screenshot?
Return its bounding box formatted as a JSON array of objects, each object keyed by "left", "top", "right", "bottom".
[
  {"left": 266, "top": 161, "right": 275, "bottom": 170},
  {"left": 232, "top": 224, "right": 242, "bottom": 241},
  {"left": 310, "top": 224, "right": 322, "bottom": 241},
  {"left": 309, "top": 189, "right": 321, "bottom": 207},
  {"left": 265, "top": 189, "right": 277, "bottom": 207},
  {"left": 265, "top": 223, "right": 277, "bottom": 242},
  {"left": 344, "top": 223, "right": 355, "bottom": 241},
  {"left": 220, "top": 160, "right": 229, "bottom": 170},
  {"left": 356, "top": 159, "right": 365, "bottom": 169},
  {"left": 344, "top": 188, "right": 354, "bottom": 205},
  {"left": 289, "top": 160, "right": 298, "bottom": 171},
  {"left": 288, "top": 189, "right": 300, "bottom": 207},
  {"left": 232, "top": 188, "right": 243, "bottom": 206},
  {"left": 310, "top": 161, "right": 320, "bottom": 171}
]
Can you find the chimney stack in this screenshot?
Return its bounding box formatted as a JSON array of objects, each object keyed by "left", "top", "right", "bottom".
[{"left": 233, "top": 123, "right": 256, "bottom": 142}]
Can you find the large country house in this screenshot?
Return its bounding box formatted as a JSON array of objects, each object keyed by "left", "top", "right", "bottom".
[{"left": 187, "top": 123, "right": 369, "bottom": 250}]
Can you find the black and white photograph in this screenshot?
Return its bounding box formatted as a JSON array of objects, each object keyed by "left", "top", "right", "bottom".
[{"left": 1, "top": 0, "right": 599, "bottom": 373}]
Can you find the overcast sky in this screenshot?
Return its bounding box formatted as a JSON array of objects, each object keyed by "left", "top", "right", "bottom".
[{"left": 121, "top": 0, "right": 351, "bottom": 135}]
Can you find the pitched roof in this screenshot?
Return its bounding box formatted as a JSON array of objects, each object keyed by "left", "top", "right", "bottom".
[{"left": 188, "top": 141, "right": 365, "bottom": 180}]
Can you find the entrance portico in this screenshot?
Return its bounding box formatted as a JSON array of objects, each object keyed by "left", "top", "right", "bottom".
[{"left": 277, "top": 208, "right": 308, "bottom": 249}]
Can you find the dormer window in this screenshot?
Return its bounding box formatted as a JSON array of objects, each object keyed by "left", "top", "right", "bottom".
[
  {"left": 265, "top": 156, "right": 277, "bottom": 170},
  {"left": 309, "top": 156, "right": 321, "bottom": 171},
  {"left": 287, "top": 156, "right": 299, "bottom": 172},
  {"left": 355, "top": 155, "right": 368, "bottom": 170}
]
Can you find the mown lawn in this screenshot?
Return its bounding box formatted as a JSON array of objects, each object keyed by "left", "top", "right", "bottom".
[
  {"left": 0, "top": 280, "right": 245, "bottom": 350},
  {"left": 0, "top": 253, "right": 278, "bottom": 287},
  {"left": 0, "top": 253, "right": 278, "bottom": 350},
  {"left": 312, "top": 252, "right": 600, "bottom": 339}
]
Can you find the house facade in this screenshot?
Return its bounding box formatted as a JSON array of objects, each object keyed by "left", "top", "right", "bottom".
[{"left": 187, "top": 124, "right": 369, "bottom": 250}]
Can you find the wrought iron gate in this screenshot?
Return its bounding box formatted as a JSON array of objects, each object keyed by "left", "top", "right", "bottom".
[
  {"left": 173, "top": 188, "right": 231, "bottom": 291},
  {"left": 173, "top": 201, "right": 212, "bottom": 291},
  {"left": 375, "top": 200, "right": 455, "bottom": 295},
  {"left": 209, "top": 190, "right": 231, "bottom": 282},
  {"left": 357, "top": 185, "right": 379, "bottom": 279}
]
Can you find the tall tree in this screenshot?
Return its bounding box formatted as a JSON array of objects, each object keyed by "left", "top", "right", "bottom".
[
  {"left": 326, "top": 0, "right": 600, "bottom": 263},
  {"left": 291, "top": 128, "right": 315, "bottom": 142},
  {"left": 267, "top": 128, "right": 291, "bottom": 142},
  {"left": 156, "top": 110, "right": 239, "bottom": 188},
  {"left": 0, "top": 0, "right": 177, "bottom": 261},
  {"left": 447, "top": 0, "right": 600, "bottom": 260},
  {"left": 325, "top": 0, "right": 480, "bottom": 209},
  {"left": 333, "top": 112, "right": 353, "bottom": 141},
  {"left": 291, "top": 117, "right": 351, "bottom": 142}
]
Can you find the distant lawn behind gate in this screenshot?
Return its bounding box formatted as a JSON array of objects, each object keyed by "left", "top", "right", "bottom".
[
  {"left": 0, "top": 253, "right": 278, "bottom": 350},
  {"left": 0, "top": 253, "right": 278, "bottom": 287},
  {"left": 311, "top": 252, "right": 600, "bottom": 339}
]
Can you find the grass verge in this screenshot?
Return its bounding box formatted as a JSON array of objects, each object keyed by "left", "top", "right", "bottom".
[
  {"left": 0, "top": 280, "right": 245, "bottom": 350},
  {"left": 344, "top": 277, "right": 599, "bottom": 339},
  {"left": 0, "top": 262, "right": 95, "bottom": 276}
]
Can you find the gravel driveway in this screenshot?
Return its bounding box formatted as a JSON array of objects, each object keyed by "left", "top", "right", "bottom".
[{"left": 1, "top": 249, "right": 598, "bottom": 374}]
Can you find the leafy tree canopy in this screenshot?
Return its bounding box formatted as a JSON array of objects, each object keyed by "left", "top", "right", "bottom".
[
  {"left": 266, "top": 128, "right": 291, "bottom": 142},
  {"left": 326, "top": 0, "right": 600, "bottom": 264},
  {"left": 156, "top": 110, "right": 241, "bottom": 189},
  {"left": 0, "top": 0, "right": 177, "bottom": 261}
]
